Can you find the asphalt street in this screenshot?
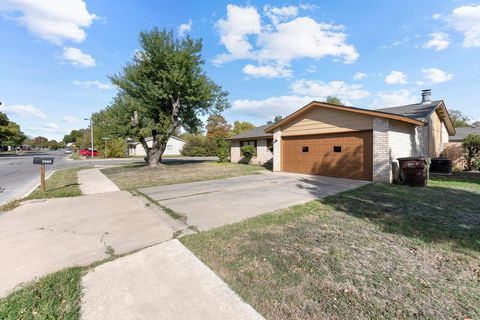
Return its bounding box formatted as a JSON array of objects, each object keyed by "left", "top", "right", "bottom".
[{"left": 0, "top": 151, "right": 143, "bottom": 205}]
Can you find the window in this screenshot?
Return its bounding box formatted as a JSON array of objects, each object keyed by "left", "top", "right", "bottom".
[
  {"left": 302, "top": 146, "right": 309, "bottom": 153},
  {"left": 267, "top": 139, "right": 273, "bottom": 153},
  {"left": 241, "top": 140, "right": 256, "bottom": 157},
  {"left": 333, "top": 146, "right": 342, "bottom": 153}
]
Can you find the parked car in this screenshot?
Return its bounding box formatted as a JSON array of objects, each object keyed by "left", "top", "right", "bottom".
[
  {"left": 79, "top": 148, "right": 99, "bottom": 157},
  {"left": 64, "top": 147, "right": 73, "bottom": 154}
]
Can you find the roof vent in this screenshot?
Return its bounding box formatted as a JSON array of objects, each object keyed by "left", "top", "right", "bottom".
[{"left": 421, "top": 89, "right": 431, "bottom": 104}]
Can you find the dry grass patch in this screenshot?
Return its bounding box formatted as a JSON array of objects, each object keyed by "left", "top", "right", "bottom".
[
  {"left": 101, "top": 161, "right": 266, "bottom": 190},
  {"left": 182, "top": 176, "right": 480, "bottom": 320}
]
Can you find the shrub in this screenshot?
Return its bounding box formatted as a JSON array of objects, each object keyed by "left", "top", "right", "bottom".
[
  {"left": 216, "top": 139, "right": 230, "bottom": 163},
  {"left": 241, "top": 145, "right": 255, "bottom": 163},
  {"left": 181, "top": 134, "right": 218, "bottom": 156},
  {"left": 104, "top": 138, "right": 126, "bottom": 158},
  {"left": 463, "top": 133, "right": 480, "bottom": 170}
]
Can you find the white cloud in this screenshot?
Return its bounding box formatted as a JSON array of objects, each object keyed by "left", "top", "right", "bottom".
[
  {"left": 0, "top": 0, "right": 96, "bottom": 44},
  {"left": 62, "top": 115, "right": 79, "bottom": 123},
  {"left": 353, "top": 72, "right": 367, "bottom": 80},
  {"left": 257, "top": 17, "right": 358, "bottom": 64},
  {"left": 73, "top": 80, "right": 112, "bottom": 89},
  {"left": 214, "top": 4, "right": 358, "bottom": 76},
  {"left": 448, "top": 4, "right": 480, "bottom": 47},
  {"left": 432, "top": 13, "right": 443, "bottom": 21},
  {"left": 0, "top": 104, "right": 46, "bottom": 118},
  {"left": 243, "top": 64, "right": 292, "bottom": 78},
  {"left": 385, "top": 71, "right": 408, "bottom": 84},
  {"left": 371, "top": 89, "right": 417, "bottom": 108},
  {"left": 264, "top": 5, "right": 298, "bottom": 25},
  {"left": 178, "top": 19, "right": 192, "bottom": 37},
  {"left": 231, "top": 95, "right": 314, "bottom": 119},
  {"left": 214, "top": 4, "right": 261, "bottom": 64},
  {"left": 416, "top": 80, "right": 425, "bottom": 86},
  {"left": 291, "top": 80, "right": 370, "bottom": 100},
  {"left": 29, "top": 122, "right": 62, "bottom": 133},
  {"left": 62, "top": 47, "right": 95, "bottom": 67},
  {"left": 423, "top": 32, "right": 450, "bottom": 51},
  {"left": 422, "top": 68, "right": 454, "bottom": 83}
]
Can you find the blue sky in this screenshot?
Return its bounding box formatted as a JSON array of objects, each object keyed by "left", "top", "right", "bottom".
[{"left": 1, "top": 0, "right": 479, "bottom": 140}]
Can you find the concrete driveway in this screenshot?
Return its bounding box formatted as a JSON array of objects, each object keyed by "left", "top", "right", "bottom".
[
  {"left": 139, "top": 172, "right": 370, "bottom": 230},
  {"left": 0, "top": 191, "right": 174, "bottom": 298}
]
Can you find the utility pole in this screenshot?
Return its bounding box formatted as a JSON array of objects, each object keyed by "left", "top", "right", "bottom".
[{"left": 84, "top": 117, "right": 94, "bottom": 159}]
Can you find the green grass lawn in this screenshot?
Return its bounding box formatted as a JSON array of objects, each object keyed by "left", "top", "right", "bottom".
[
  {"left": 26, "top": 168, "right": 87, "bottom": 200},
  {"left": 182, "top": 172, "right": 480, "bottom": 319},
  {"left": 101, "top": 161, "right": 267, "bottom": 190},
  {"left": 0, "top": 267, "right": 83, "bottom": 320}
]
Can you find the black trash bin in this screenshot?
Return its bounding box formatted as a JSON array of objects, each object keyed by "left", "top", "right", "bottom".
[{"left": 397, "top": 157, "right": 429, "bottom": 187}]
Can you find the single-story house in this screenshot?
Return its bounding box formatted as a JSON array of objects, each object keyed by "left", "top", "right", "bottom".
[
  {"left": 229, "top": 90, "right": 456, "bottom": 183},
  {"left": 127, "top": 136, "right": 185, "bottom": 156}
]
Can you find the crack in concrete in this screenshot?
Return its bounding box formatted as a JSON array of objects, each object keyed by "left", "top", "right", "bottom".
[
  {"left": 154, "top": 189, "right": 225, "bottom": 202},
  {"left": 37, "top": 226, "right": 114, "bottom": 256}
]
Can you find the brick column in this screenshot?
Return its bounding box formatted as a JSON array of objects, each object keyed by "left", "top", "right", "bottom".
[
  {"left": 230, "top": 140, "right": 241, "bottom": 163},
  {"left": 372, "top": 118, "right": 391, "bottom": 183},
  {"left": 273, "top": 128, "right": 282, "bottom": 172}
]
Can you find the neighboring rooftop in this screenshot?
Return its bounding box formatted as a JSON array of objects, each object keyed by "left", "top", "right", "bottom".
[
  {"left": 450, "top": 126, "right": 480, "bottom": 141},
  {"left": 376, "top": 100, "right": 443, "bottom": 121},
  {"left": 228, "top": 124, "right": 273, "bottom": 140}
]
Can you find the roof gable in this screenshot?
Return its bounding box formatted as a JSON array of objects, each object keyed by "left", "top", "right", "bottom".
[{"left": 265, "top": 101, "right": 425, "bottom": 133}]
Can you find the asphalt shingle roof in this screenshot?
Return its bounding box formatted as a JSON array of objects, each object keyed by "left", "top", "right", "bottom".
[
  {"left": 229, "top": 100, "right": 444, "bottom": 140},
  {"left": 228, "top": 124, "right": 273, "bottom": 140},
  {"left": 376, "top": 100, "right": 442, "bottom": 121},
  {"left": 450, "top": 127, "right": 480, "bottom": 141}
]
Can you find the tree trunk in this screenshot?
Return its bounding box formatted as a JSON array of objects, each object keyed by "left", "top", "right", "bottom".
[
  {"left": 147, "top": 147, "right": 162, "bottom": 166},
  {"left": 139, "top": 95, "right": 180, "bottom": 168}
]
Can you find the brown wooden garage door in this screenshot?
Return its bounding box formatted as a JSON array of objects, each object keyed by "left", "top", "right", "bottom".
[{"left": 282, "top": 131, "right": 373, "bottom": 180}]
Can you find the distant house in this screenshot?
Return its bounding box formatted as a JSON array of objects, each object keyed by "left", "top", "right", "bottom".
[
  {"left": 442, "top": 126, "right": 480, "bottom": 169},
  {"left": 228, "top": 90, "right": 456, "bottom": 183},
  {"left": 127, "top": 136, "right": 185, "bottom": 156},
  {"left": 448, "top": 126, "right": 480, "bottom": 142},
  {"left": 227, "top": 125, "right": 273, "bottom": 166}
]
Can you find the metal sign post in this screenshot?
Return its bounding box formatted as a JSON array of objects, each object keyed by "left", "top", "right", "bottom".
[{"left": 33, "top": 157, "right": 54, "bottom": 192}]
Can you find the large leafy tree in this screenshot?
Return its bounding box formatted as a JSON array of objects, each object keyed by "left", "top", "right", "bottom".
[
  {"left": 449, "top": 109, "right": 470, "bottom": 128},
  {"left": 63, "top": 129, "right": 87, "bottom": 144},
  {"left": 28, "top": 136, "right": 49, "bottom": 148},
  {"left": 110, "top": 28, "right": 229, "bottom": 166},
  {"left": 231, "top": 120, "right": 255, "bottom": 136},
  {"left": 325, "top": 96, "right": 343, "bottom": 106},
  {"left": 0, "top": 112, "right": 26, "bottom": 146},
  {"left": 2, "top": 122, "right": 26, "bottom": 146},
  {"left": 206, "top": 114, "right": 231, "bottom": 139},
  {"left": 267, "top": 116, "right": 283, "bottom": 125}
]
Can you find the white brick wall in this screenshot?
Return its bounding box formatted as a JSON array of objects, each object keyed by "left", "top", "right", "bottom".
[
  {"left": 373, "top": 119, "right": 427, "bottom": 183},
  {"left": 373, "top": 118, "right": 391, "bottom": 183}
]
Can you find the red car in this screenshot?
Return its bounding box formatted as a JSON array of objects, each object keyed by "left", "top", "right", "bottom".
[{"left": 79, "top": 148, "right": 99, "bottom": 157}]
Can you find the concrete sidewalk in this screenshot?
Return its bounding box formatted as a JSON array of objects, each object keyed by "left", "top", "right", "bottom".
[
  {"left": 78, "top": 168, "right": 120, "bottom": 194},
  {"left": 0, "top": 191, "right": 174, "bottom": 297},
  {"left": 81, "top": 239, "right": 263, "bottom": 320}
]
